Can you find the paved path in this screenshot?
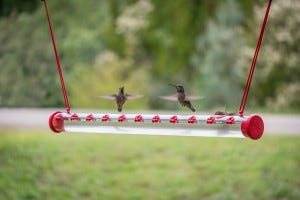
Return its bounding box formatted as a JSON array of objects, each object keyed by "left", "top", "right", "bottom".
[{"left": 0, "top": 108, "right": 299, "bottom": 135}]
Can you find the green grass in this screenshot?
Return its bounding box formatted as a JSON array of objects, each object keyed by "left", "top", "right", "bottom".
[{"left": 0, "top": 129, "right": 299, "bottom": 200}]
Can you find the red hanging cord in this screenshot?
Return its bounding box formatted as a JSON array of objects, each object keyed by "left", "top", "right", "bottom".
[
  {"left": 238, "top": 0, "right": 272, "bottom": 116},
  {"left": 42, "top": 0, "right": 71, "bottom": 113}
]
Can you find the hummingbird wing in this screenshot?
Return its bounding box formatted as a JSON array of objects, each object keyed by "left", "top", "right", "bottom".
[
  {"left": 125, "top": 94, "right": 144, "bottom": 100},
  {"left": 96, "top": 94, "right": 117, "bottom": 100},
  {"left": 185, "top": 96, "right": 204, "bottom": 101},
  {"left": 159, "top": 95, "right": 178, "bottom": 102}
]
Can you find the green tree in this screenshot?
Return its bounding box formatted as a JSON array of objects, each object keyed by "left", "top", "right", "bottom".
[
  {"left": 0, "top": 0, "right": 106, "bottom": 107},
  {"left": 0, "top": 0, "right": 38, "bottom": 17},
  {"left": 69, "top": 50, "right": 149, "bottom": 110},
  {"left": 191, "top": 0, "right": 245, "bottom": 111},
  {"left": 244, "top": 0, "right": 300, "bottom": 111},
  {"left": 1, "top": 0, "right": 276, "bottom": 111},
  {"left": 144, "top": 0, "right": 219, "bottom": 82},
  {"left": 0, "top": 13, "right": 62, "bottom": 106}
]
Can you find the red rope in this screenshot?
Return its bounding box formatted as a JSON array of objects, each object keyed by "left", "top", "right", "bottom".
[
  {"left": 42, "top": 0, "right": 71, "bottom": 113},
  {"left": 238, "top": 0, "right": 272, "bottom": 116}
]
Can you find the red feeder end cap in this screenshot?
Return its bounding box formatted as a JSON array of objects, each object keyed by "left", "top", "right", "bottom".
[
  {"left": 241, "top": 114, "right": 264, "bottom": 140},
  {"left": 49, "top": 111, "right": 64, "bottom": 133}
]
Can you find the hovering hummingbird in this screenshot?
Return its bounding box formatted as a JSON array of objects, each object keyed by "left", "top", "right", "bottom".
[
  {"left": 159, "top": 84, "right": 203, "bottom": 112},
  {"left": 97, "top": 86, "right": 143, "bottom": 112}
]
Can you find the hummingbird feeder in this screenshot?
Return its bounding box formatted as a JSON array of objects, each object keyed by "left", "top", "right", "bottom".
[{"left": 42, "top": 0, "right": 272, "bottom": 140}]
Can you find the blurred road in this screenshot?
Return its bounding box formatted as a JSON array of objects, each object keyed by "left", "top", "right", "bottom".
[{"left": 0, "top": 108, "right": 299, "bottom": 135}]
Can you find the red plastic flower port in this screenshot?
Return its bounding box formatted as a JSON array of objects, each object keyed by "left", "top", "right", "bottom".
[
  {"left": 134, "top": 115, "right": 144, "bottom": 122},
  {"left": 118, "top": 114, "right": 127, "bottom": 122},
  {"left": 101, "top": 114, "right": 111, "bottom": 122},
  {"left": 86, "top": 114, "right": 95, "bottom": 121},
  {"left": 188, "top": 116, "right": 197, "bottom": 124},
  {"left": 70, "top": 114, "right": 80, "bottom": 121},
  {"left": 226, "top": 116, "right": 235, "bottom": 124},
  {"left": 169, "top": 115, "right": 179, "bottom": 123},
  {"left": 206, "top": 116, "right": 215, "bottom": 124},
  {"left": 152, "top": 115, "right": 161, "bottom": 123}
]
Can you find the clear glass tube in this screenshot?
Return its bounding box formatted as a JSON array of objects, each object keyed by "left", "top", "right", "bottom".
[{"left": 49, "top": 112, "right": 264, "bottom": 140}]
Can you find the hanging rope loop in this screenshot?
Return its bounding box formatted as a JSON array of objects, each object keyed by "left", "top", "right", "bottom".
[
  {"left": 238, "top": 0, "right": 272, "bottom": 116},
  {"left": 42, "top": 0, "right": 71, "bottom": 113}
]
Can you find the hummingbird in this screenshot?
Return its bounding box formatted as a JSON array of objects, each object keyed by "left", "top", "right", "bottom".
[
  {"left": 214, "top": 106, "right": 236, "bottom": 116},
  {"left": 159, "top": 84, "right": 203, "bottom": 112},
  {"left": 214, "top": 111, "right": 236, "bottom": 116},
  {"left": 97, "top": 86, "right": 143, "bottom": 112}
]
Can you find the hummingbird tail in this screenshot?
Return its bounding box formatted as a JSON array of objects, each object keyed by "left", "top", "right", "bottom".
[
  {"left": 190, "top": 107, "right": 196, "bottom": 112},
  {"left": 186, "top": 104, "right": 196, "bottom": 112},
  {"left": 185, "top": 101, "right": 196, "bottom": 112},
  {"left": 118, "top": 106, "right": 122, "bottom": 112}
]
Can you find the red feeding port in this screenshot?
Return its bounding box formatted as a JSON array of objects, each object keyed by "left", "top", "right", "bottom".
[
  {"left": 70, "top": 114, "right": 80, "bottom": 121},
  {"left": 152, "top": 115, "right": 161, "bottom": 123},
  {"left": 188, "top": 116, "right": 197, "bottom": 124},
  {"left": 169, "top": 115, "right": 179, "bottom": 123},
  {"left": 86, "top": 114, "right": 95, "bottom": 121},
  {"left": 226, "top": 116, "right": 235, "bottom": 124},
  {"left": 134, "top": 115, "right": 144, "bottom": 122},
  {"left": 207, "top": 116, "right": 215, "bottom": 124},
  {"left": 118, "top": 114, "right": 127, "bottom": 122},
  {"left": 101, "top": 114, "right": 111, "bottom": 122}
]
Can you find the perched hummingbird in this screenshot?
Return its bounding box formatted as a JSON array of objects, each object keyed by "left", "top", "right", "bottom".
[
  {"left": 160, "top": 84, "right": 203, "bottom": 112},
  {"left": 214, "top": 106, "right": 236, "bottom": 116},
  {"left": 97, "top": 86, "right": 143, "bottom": 112},
  {"left": 214, "top": 111, "right": 236, "bottom": 116}
]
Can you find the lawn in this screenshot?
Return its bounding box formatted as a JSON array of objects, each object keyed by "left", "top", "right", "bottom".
[{"left": 0, "top": 129, "right": 299, "bottom": 200}]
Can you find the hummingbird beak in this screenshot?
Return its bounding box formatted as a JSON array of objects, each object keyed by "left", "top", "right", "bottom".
[
  {"left": 168, "top": 83, "right": 177, "bottom": 87},
  {"left": 119, "top": 86, "right": 124, "bottom": 93}
]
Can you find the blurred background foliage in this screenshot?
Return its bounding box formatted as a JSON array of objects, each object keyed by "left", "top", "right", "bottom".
[{"left": 0, "top": 0, "right": 299, "bottom": 112}]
